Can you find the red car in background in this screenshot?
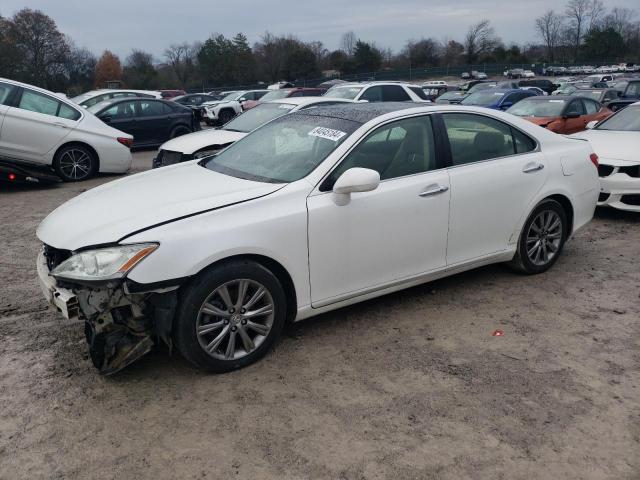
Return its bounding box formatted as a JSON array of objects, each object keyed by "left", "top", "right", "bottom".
[
  {"left": 160, "top": 89, "right": 187, "bottom": 99},
  {"left": 242, "top": 87, "right": 327, "bottom": 110}
]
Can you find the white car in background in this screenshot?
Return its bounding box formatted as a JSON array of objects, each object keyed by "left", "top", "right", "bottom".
[
  {"left": 324, "top": 81, "right": 431, "bottom": 102},
  {"left": 37, "top": 103, "right": 598, "bottom": 374},
  {"left": 71, "top": 89, "right": 162, "bottom": 108},
  {"left": 200, "top": 90, "right": 269, "bottom": 125},
  {"left": 522, "top": 70, "right": 536, "bottom": 78},
  {"left": 572, "top": 102, "right": 640, "bottom": 212},
  {"left": 154, "top": 97, "right": 354, "bottom": 168},
  {"left": 0, "top": 78, "right": 133, "bottom": 181}
]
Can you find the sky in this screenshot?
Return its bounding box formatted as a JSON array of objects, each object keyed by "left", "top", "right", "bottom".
[{"left": 1, "top": 0, "right": 638, "bottom": 60}]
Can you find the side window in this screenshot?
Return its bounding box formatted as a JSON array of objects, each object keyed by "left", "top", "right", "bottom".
[
  {"left": 408, "top": 86, "right": 429, "bottom": 100},
  {"left": 383, "top": 85, "right": 411, "bottom": 101},
  {"left": 111, "top": 92, "right": 130, "bottom": 99},
  {"left": 254, "top": 91, "right": 268, "bottom": 100},
  {"left": 360, "top": 86, "right": 383, "bottom": 102},
  {"left": 162, "top": 103, "right": 174, "bottom": 114},
  {"left": 513, "top": 129, "right": 536, "bottom": 154},
  {"left": 565, "top": 100, "right": 586, "bottom": 116},
  {"left": 626, "top": 83, "right": 640, "bottom": 98},
  {"left": 138, "top": 100, "right": 165, "bottom": 117},
  {"left": 442, "top": 113, "right": 515, "bottom": 165},
  {"left": 102, "top": 101, "right": 136, "bottom": 119},
  {"left": 584, "top": 99, "right": 599, "bottom": 114},
  {"left": 0, "top": 82, "right": 16, "bottom": 105},
  {"left": 322, "top": 116, "right": 437, "bottom": 190},
  {"left": 58, "top": 103, "right": 81, "bottom": 121},
  {"left": 18, "top": 89, "right": 60, "bottom": 116}
]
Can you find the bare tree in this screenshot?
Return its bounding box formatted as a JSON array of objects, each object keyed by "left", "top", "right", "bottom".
[
  {"left": 587, "top": 0, "right": 606, "bottom": 33},
  {"left": 565, "top": 0, "right": 590, "bottom": 61},
  {"left": 464, "top": 19, "right": 499, "bottom": 64},
  {"left": 603, "top": 7, "right": 637, "bottom": 40},
  {"left": 536, "top": 10, "right": 564, "bottom": 62},
  {"left": 340, "top": 31, "right": 356, "bottom": 56},
  {"left": 164, "top": 42, "right": 196, "bottom": 88}
]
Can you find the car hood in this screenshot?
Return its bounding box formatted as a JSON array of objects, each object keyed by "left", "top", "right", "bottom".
[
  {"left": 571, "top": 130, "right": 640, "bottom": 164},
  {"left": 37, "top": 161, "right": 284, "bottom": 250},
  {"left": 159, "top": 128, "right": 246, "bottom": 155}
]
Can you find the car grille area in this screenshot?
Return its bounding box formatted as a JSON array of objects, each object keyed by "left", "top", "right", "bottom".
[
  {"left": 598, "top": 165, "right": 614, "bottom": 177},
  {"left": 621, "top": 195, "right": 640, "bottom": 206},
  {"left": 43, "top": 244, "right": 72, "bottom": 271}
]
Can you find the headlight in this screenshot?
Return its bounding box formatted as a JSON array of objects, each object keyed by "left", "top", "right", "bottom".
[{"left": 51, "top": 243, "right": 158, "bottom": 282}]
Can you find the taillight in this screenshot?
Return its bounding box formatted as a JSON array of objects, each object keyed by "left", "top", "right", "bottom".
[
  {"left": 8, "top": 173, "right": 16, "bottom": 181},
  {"left": 117, "top": 137, "right": 133, "bottom": 149},
  {"left": 590, "top": 153, "right": 599, "bottom": 168}
]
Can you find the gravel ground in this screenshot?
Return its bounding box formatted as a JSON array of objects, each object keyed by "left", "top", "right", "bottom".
[{"left": 0, "top": 150, "right": 638, "bottom": 479}]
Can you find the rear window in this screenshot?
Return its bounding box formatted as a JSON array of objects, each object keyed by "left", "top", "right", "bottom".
[{"left": 408, "top": 86, "right": 429, "bottom": 100}]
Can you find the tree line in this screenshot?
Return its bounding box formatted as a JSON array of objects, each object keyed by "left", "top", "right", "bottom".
[{"left": 1, "top": 6, "right": 638, "bottom": 95}]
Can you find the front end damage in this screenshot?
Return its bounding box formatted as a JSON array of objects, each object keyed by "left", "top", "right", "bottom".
[{"left": 37, "top": 248, "right": 178, "bottom": 375}]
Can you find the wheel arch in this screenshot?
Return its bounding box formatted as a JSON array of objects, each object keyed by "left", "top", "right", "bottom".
[
  {"left": 192, "top": 254, "right": 298, "bottom": 324},
  {"left": 52, "top": 141, "right": 100, "bottom": 171},
  {"left": 545, "top": 193, "right": 574, "bottom": 238}
]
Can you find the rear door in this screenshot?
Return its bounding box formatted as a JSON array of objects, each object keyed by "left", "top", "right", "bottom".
[
  {"left": 0, "top": 87, "right": 78, "bottom": 162},
  {"left": 135, "top": 100, "right": 171, "bottom": 144},
  {"left": 442, "top": 112, "right": 546, "bottom": 264}
]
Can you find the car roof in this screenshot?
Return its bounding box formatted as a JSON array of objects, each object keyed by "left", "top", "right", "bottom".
[
  {"left": 330, "top": 81, "right": 423, "bottom": 88},
  {"left": 265, "top": 97, "right": 354, "bottom": 107},
  {"left": 289, "top": 102, "right": 430, "bottom": 124}
]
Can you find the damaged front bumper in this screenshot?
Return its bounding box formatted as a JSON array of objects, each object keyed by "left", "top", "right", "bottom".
[{"left": 37, "top": 251, "right": 178, "bottom": 375}]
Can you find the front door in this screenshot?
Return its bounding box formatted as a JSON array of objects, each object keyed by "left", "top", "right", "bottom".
[
  {"left": 442, "top": 112, "right": 547, "bottom": 265},
  {"left": 307, "top": 115, "right": 450, "bottom": 306},
  {"left": 135, "top": 100, "right": 170, "bottom": 145}
]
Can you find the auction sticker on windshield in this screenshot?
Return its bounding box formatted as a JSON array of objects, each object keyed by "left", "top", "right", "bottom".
[{"left": 308, "top": 127, "right": 347, "bottom": 141}]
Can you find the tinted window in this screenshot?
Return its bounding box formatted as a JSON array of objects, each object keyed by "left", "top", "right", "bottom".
[
  {"left": 360, "top": 86, "right": 383, "bottom": 102},
  {"left": 513, "top": 129, "right": 536, "bottom": 153},
  {"left": 443, "top": 113, "right": 516, "bottom": 165},
  {"left": 323, "top": 116, "right": 436, "bottom": 189},
  {"left": 0, "top": 82, "right": 16, "bottom": 105},
  {"left": 139, "top": 100, "right": 165, "bottom": 117},
  {"left": 102, "top": 101, "right": 136, "bottom": 119},
  {"left": 253, "top": 91, "right": 268, "bottom": 100},
  {"left": 409, "top": 86, "right": 429, "bottom": 100},
  {"left": 383, "top": 86, "right": 411, "bottom": 101},
  {"left": 18, "top": 89, "right": 59, "bottom": 116},
  {"left": 626, "top": 82, "right": 640, "bottom": 98},
  {"left": 58, "top": 103, "right": 81, "bottom": 121},
  {"left": 583, "top": 99, "right": 600, "bottom": 114},
  {"left": 565, "top": 100, "right": 585, "bottom": 116}
]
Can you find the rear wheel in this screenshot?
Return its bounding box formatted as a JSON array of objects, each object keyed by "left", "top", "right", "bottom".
[
  {"left": 53, "top": 145, "right": 98, "bottom": 182},
  {"left": 170, "top": 125, "right": 191, "bottom": 139},
  {"left": 174, "top": 260, "right": 286, "bottom": 372},
  {"left": 509, "top": 199, "right": 568, "bottom": 274}
]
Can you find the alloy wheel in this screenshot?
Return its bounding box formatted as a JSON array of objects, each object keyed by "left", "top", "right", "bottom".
[
  {"left": 525, "top": 210, "right": 563, "bottom": 266},
  {"left": 58, "top": 148, "right": 92, "bottom": 180},
  {"left": 196, "top": 279, "right": 275, "bottom": 361}
]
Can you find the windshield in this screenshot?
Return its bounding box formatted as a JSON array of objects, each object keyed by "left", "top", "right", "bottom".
[
  {"left": 324, "top": 86, "right": 363, "bottom": 100},
  {"left": 204, "top": 113, "right": 359, "bottom": 183},
  {"left": 508, "top": 99, "right": 566, "bottom": 117},
  {"left": 223, "top": 102, "right": 296, "bottom": 133},
  {"left": 259, "top": 90, "right": 292, "bottom": 101},
  {"left": 461, "top": 91, "right": 505, "bottom": 106},
  {"left": 86, "top": 100, "right": 116, "bottom": 114},
  {"left": 466, "top": 83, "right": 497, "bottom": 95},
  {"left": 572, "top": 90, "right": 601, "bottom": 101},
  {"left": 596, "top": 106, "right": 640, "bottom": 131},
  {"left": 222, "top": 91, "right": 244, "bottom": 101}
]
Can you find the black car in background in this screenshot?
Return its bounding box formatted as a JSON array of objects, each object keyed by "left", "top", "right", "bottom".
[
  {"left": 87, "top": 98, "right": 197, "bottom": 148},
  {"left": 498, "top": 79, "right": 557, "bottom": 94},
  {"left": 171, "top": 93, "right": 221, "bottom": 121},
  {"left": 570, "top": 88, "right": 620, "bottom": 105},
  {"left": 606, "top": 79, "right": 640, "bottom": 111}
]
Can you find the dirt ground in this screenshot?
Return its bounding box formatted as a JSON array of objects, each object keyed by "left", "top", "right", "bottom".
[{"left": 0, "top": 150, "right": 638, "bottom": 480}]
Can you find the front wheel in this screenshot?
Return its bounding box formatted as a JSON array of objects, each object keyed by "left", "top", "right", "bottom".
[
  {"left": 174, "top": 260, "right": 287, "bottom": 372},
  {"left": 509, "top": 199, "right": 568, "bottom": 274}
]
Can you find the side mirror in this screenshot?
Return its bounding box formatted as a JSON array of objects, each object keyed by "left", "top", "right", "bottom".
[
  {"left": 586, "top": 120, "right": 599, "bottom": 129},
  {"left": 332, "top": 168, "right": 380, "bottom": 206}
]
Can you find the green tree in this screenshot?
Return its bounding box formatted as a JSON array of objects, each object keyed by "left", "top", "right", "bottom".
[
  {"left": 123, "top": 50, "right": 157, "bottom": 89},
  {"left": 351, "top": 40, "right": 382, "bottom": 73},
  {"left": 582, "top": 27, "right": 625, "bottom": 60}
]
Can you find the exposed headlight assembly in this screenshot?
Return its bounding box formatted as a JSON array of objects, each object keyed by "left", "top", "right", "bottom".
[{"left": 51, "top": 243, "right": 158, "bottom": 283}]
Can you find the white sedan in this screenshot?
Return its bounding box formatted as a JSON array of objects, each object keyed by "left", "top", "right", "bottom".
[
  {"left": 572, "top": 102, "right": 640, "bottom": 212},
  {"left": 36, "top": 104, "right": 599, "bottom": 374},
  {"left": 153, "top": 97, "right": 354, "bottom": 167},
  {"left": 0, "top": 78, "right": 133, "bottom": 181}
]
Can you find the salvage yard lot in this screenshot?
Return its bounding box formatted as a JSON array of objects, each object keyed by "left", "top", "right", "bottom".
[{"left": 0, "top": 150, "right": 639, "bottom": 479}]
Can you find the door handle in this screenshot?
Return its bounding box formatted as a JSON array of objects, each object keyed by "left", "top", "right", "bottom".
[
  {"left": 419, "top": 184, "right": 449, "bottom": 197},
  {"left": 53, "top": 122, "right": 68, "bottom": 129},
  {"left": 523, "top": 163, "right": 544, "bottom": 173}
]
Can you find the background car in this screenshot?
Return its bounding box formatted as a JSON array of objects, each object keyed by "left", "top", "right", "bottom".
[
  {"left": 434, "top": 91, "right": 466, "bottom": 104},
  {"left": 160, "top": 89, "right": 186, "bottom": 99},
  {"left": 571, "top": 102, "right": 640, "bottom": 212},
  {"left": 0, "top": 77, "right": 132, "bottom": 182},
  {"left": 87, "top": 97, "right": 197, "bottom": 148},
  {"left": 605, "top": 79, "right": 640, "bottom": 111},
  {"left": 323, "top": 82, "right": 430, "bottom": 102},
  {"left": 570, "top": 88, "right": 620, "bottom": 106},
  {"left": 171, "top": 93, "right": 221, "bottom": 121},
  {"left": 36, "top": 102, "right": 599, "bottom": 374},
  {"left": 507, "top": 96, "right": 612, "bottom": 134},
  {"left": 242, "top": 88, "right": 327, "bottom": 110},
  {"left": 200, "top": 90, "right": 269, "bottom": 125},
  {"left": 422, "top": 85, "right": 456, "bottom": 102},
  {"left": 153, "top": 97, "right": 354, "bottom": 167},
  {"left": 460, "top": 88, "right": 537, "bottom": 110},
  {"left": 71, "top": 89, "right": 162, "bottom": 108}
]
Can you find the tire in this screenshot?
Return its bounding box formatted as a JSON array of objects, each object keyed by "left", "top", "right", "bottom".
[
  {"left": 204, "top": 119, "right": 213, "bottom": 126},
  {"left": 170, "top": 125, "right": 191, "bottom": 139},
  {"left": 174, "top": 260, "right": 287, "bottom": 372},
  {"left": 53, "top": 144, "right": 98, "bottom": 182},
  {"left": 509, "top": 199, "right": 568, "bottom": 274},
  {"left": 218, "top": 109, "right": 235, "bottom": 125}
]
